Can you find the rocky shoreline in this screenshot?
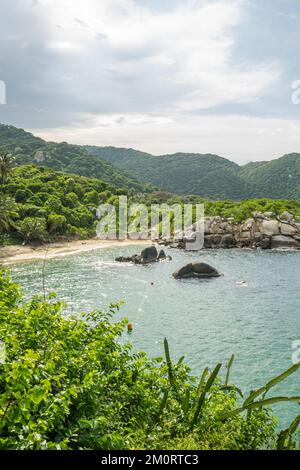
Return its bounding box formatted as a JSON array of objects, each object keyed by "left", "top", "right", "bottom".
[{"left": 155, "top": 211, "right": 300, "bottom": 251}]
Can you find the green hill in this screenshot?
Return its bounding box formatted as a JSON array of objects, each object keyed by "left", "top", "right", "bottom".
[
  {"left": 86, "top": 147, "right": 249, "bottom": 199},
  {"left": 1, "top": 124, "right": 299, "bottom": 200},
  {"left": 239, "top": 154, "right": 300, "bottom": 200},
  {"left": 0, "top": 124, "right": 152, "bottom": 193},
  {"left": 85, "top": 146, "right": 300, "bottom": 200}
]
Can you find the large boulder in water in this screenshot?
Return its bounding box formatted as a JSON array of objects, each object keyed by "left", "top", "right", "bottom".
[
  {"left": 141, "top": 246, "right": 158, "bottom": 263},
  {"left": 173, "top": 262, "right": 221, "bottom": 280}
]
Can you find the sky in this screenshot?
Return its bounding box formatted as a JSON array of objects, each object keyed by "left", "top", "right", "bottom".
[{"left": 0, "top": 0, "right": 300, "bottom": 163}]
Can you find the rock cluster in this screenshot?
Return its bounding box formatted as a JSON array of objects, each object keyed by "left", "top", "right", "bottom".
[
  {"left": 116, "top": 246, "right": 172, "bottom": 264},
  {"left": 156, "top": 211, "right": 300, "bottom": 250}
]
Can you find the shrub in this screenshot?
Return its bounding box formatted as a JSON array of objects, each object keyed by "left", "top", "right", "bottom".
[{"left": 19, "top": 217, "right": 48, "bottom": 243}]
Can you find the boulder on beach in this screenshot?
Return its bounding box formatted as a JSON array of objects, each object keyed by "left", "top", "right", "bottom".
[{"left": 173, "top": 262, "right": 221, "bottom": 280}]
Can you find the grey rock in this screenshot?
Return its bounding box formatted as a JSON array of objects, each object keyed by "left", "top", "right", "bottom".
[
  {"left": 257, "top": 237, "right": 271, "bottom": 250},
  {"left": 253, "top": 211, "right": 264, "bottom": 219},
  {"left": 271, "top": 235, "right": 299, "bottom": 249},
  {"left": 261, "top": 220, "right": 279, "bottom": 236},
  {"left": 173, "top": 262, "right": 221, "bottom": 280},
  {"left": 158, "top": 249, "right": 167, "bottom": 259},
  {"left": 280, "top": 223, "right": 297, "bottom": 236},
  {"left": 264, "top": 212, "right": 275, "bottom": 218},
  {"left": 141, "top": 246, "right": 158, "bottom": 263},
  {"left": 280, "top": 211, "right": 294, "bottom": 223},
  {"left": 220, "top": 234, "right": 236, "bottom": 248}
]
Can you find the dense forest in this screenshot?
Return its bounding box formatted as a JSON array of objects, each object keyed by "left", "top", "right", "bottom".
[
  {"left": 0, "top": 160, "right": 300, "bottom": 245},
  {"left": 0, "top": 124, "right": 153, "bottom": 193},
  {"left": 0, "top": 163, "right": 141, "bottom": 244}
]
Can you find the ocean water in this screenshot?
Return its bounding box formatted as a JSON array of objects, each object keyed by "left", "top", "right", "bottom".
[{"left": 9, "top": 245, "right": 300, "bottom": 425}]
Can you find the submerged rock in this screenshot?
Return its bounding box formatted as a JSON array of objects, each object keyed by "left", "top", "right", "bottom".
[{"left": 173, "top": 262, "right": 221, "bottom": 280}]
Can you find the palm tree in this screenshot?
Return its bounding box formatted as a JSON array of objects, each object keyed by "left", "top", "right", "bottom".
[{"left": 0, "top": 149, "right": 14, "bottom": 189}]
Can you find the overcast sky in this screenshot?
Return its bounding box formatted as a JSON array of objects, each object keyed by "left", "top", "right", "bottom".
[{"left": 0, "top": 0, "right": 300, "bottom": 163}]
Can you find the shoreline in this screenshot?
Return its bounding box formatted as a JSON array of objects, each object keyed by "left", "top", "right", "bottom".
[{"left": 0, "top": 238, "right": 152, "bottom": 265}]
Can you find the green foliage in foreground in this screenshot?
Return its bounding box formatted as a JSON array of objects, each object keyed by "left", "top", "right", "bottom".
[{"left": 0, "top": 271, "right": 300, "bottom": 450}]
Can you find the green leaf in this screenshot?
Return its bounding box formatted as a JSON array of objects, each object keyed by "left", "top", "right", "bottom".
[
  {"left": 191, "top": 363, "right": 222, "bottom": 428},
  {"left": 224, "top": 396, "right": 300, "bottom": 419},
  {"left": 224, "top": 354, "right": 234, "bottom": 387},
  {"left": 182, "top": 389, "right": 190, "bottom": 417},
  {"left": 220, "top": 385, "right": 243, "bottom": 398},
  {"left": 277, "top": 414, "right": 300, "bottom": 450},
  {"left": 164, "top": 338, "right": 174, "bottom": 387},
  {"left": 243, "top": 363, "right": 300, "bottom": 407},
  {"left": 196, "top": 367, "right": 209, "bottom": 397}
]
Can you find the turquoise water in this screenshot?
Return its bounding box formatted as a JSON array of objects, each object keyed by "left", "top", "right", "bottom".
[{"left": 9, "top": 245, "right": 300, "bottom": 425}]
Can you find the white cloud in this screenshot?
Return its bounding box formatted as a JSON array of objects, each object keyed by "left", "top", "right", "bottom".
[
  {"left": 1, "top": 0, "right": 293, "bottom": 162},
  {"left": 29, "top": 0, "right": 280, "bottom": 112}
]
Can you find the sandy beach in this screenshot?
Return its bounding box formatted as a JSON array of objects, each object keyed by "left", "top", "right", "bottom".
[{"left": 0, "top": 238, "right": 152, "bottom": 265}]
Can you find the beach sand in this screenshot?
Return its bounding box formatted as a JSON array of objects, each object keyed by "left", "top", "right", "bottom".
[{"left": 0, "top": 238, "right": 152, "bottom": 265}]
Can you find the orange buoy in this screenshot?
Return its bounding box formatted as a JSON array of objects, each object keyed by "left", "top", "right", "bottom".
[{"left": 127, "top": 322, "right": 133, "bottom": 333}]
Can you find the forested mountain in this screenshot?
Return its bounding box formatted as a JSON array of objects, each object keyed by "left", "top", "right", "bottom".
[
  {"left": 239, "top": 153, "right": 300, "bottom": 200},
  {"left": 1, "top": 124, "right": 299, "bottom": 200},
  {"left": 86, "top": 146, "right": 249, "bottom": 199},
  {"left": 86, "top": 146, "right": 300, "bottom": 200},
  {"left": 0, "top": 124, "right": 152, "bottom": 193}
]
